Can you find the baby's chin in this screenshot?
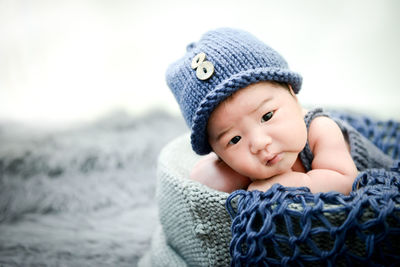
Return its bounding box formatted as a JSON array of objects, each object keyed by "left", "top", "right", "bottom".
[{"left": 247, "top": 161, "right": 295, "bottom": 180}]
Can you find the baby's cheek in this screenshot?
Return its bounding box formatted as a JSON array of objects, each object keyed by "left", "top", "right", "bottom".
[
  {"left": 233, "top": 162, "right": 253, "bottom": 178},
  {"left": 242, "top": 166, "right": 266, "bottom": 180}
]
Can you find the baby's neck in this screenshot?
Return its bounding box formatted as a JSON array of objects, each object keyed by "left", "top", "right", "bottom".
[{"left": 292, "top": 156, "right": 306, "bottom": 173}]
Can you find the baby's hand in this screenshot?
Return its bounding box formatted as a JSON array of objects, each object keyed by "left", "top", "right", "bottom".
[
  {"left": 247, "top": 178, "right": 275, "bottom": 192},
  {"left": 190, "top": 153, "right": 251, "bottom": 193},
  {"left": 247, "top": 171, "right": 309, "bottom": 192}
]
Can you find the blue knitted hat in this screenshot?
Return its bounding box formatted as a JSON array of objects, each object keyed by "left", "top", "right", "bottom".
[{"left": 166, "top": 28, "right": 303, "bottom": 155}]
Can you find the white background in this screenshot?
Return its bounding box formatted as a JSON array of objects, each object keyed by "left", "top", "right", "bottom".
[{"left": 1, "top": 0, "right": 399, "bottom": 125}]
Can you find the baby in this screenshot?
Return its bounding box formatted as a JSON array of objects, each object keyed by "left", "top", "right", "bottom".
[{"left": 166, "top": 28, "right": 393, "bottom": 195}]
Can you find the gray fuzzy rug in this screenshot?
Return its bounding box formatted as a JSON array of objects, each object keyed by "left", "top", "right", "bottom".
[{"left": 0, "top": 110, "right": 187, "bottom": 267}]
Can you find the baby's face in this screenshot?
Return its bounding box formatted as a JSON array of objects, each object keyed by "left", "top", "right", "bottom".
[{"left": 207, "top": 81, "right": 307, "bottom": 180}]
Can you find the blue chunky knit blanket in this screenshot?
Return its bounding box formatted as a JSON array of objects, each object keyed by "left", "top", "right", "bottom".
[{"left": 226, "top": 112, "right": 400, "bottom": 266}]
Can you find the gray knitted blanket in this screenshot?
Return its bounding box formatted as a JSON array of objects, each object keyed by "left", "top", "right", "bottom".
[{"left": 0, "top": 110, "right": 187, "bottom": 267}]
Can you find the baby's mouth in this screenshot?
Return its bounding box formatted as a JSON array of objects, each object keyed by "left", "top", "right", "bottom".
[{"left": 265, "top": 153, "right": 282, "bottom": 166}]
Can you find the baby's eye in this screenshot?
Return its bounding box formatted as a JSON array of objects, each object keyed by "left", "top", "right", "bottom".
[
  {"left": 229, "top": 136, "right": 241, "bottom": 145},
  {"left": 261, "top": 111, "right": 274, "bottom": 122}
]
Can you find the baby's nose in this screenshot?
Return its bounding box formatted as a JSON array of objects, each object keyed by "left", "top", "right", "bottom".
[{"left": 249, "top": 132, "right": 271, "bottom": 154}]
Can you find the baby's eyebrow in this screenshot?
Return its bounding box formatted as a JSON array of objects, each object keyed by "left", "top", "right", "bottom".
[
  {"left": 216, "top": 126, "right": 233, "bottom": 142},
  {"left": 250, "top": 97, "right": 272, "bottom": 114}
]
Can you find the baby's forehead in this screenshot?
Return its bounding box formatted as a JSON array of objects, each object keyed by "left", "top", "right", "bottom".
[
  {"left": 208, "top": 81, "right": 291, "bottom": 126},
  {"left": 216, "top": 81, "right": 284, "bottom": 104}
]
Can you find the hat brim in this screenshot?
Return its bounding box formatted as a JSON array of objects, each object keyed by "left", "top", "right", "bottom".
[{"left": 190, "top": 67, "right": 302, "bottom": 155}]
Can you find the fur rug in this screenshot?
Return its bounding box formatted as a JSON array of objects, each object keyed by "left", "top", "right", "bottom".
[{"left": 0, "top": 110, "right": 187, "bottom": 267}]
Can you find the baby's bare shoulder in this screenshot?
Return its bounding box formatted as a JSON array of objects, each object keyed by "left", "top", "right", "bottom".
[
  {"left": 307, "top": 115, "right": 358, "bottom": 181},
  {"left": 307, "top": 116, "right": 344, "bottom": 150}
]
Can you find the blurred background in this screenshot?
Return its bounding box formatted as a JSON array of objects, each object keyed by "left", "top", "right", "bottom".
[
  {"left": 0, "top": 0, "right": 399, "bottom": 125},
  {"left": 1, "top": 1, "right": 399, "bottom": 265}
]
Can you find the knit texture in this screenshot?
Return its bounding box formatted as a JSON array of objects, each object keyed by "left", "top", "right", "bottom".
[
  {"left": 227, "top": 169, "right": 400, "bottom": 266},
  {"left": 139, "top": 134, "right": 232, "bottom": 267},
  {"left": 166, "top": 28, "right": 302, "bottom": 155},
  {"left": 141, "top": 111, "right": 400, "bottom": 266}
]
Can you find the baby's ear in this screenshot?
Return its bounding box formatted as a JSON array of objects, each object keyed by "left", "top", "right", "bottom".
[
  {"left": 288, "top": 84, "right": 295, "bottom": 95},
  {"left": 288, "top": 84, "right": 298, "bottom": 99}
]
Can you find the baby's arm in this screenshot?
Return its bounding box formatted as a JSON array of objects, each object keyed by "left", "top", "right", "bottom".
[
  {"left": 190, "top": 152, "right": 251, "bottom": 193},
  {"left": 249, "top": 116, "right": 358, "bottom": 195}
]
